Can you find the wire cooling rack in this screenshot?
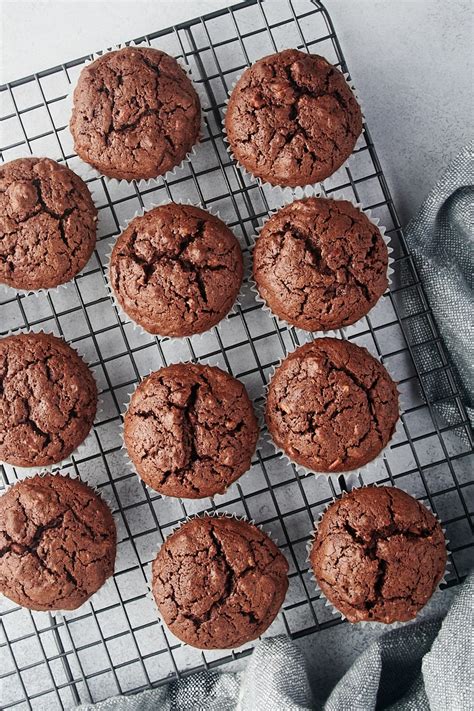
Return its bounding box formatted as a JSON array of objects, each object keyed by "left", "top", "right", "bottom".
[{"left": 1, "top": 0, "right": 473, "bottom": 708}]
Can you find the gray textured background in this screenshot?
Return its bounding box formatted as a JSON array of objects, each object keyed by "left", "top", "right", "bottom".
[
  {"left": 325, "top": 0, "right": 473, "bottom": 225},
  {"left": 1, "top": 0, "right": 472, "bottom": 701}
]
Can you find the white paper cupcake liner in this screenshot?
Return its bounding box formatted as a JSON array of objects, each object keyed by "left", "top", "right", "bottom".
[
  {"left": 248, "top": 186, "right": 394, "bottom": 338},
  {"left": 66, "top": 41, "right": 205, "bottom": 189},
  {"left": 1, "top": 471, "right": 117, "bottom": 619},
  {"left": 1, "top": 467, "right": 79, "bottom": 491},
  {"left": 262, "top": 340, "right": 405, "bottom": 481},
  {"left": 252, "top": 394, "right": 266, "bottom": 433},
  {"left": 145, "top": 511, "right": 286, "bottom": 652},
  {"left": 304, "top": 482, "right": 451, "bottom": 629},
  {"left": 222, "top": 64, "right": 365, "bottom": 194},
  {"left": 103, "top": 198, "right": 246, "bottom": 343},
  {"left": 0, "top": 279, "right": 70, "bottom": 302},
  {"left": 0, "top": 327, "right": 104, "bottom": 479}
]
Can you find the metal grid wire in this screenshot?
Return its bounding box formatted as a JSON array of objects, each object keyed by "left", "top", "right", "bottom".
[{"left": 1, "top": 0, "right": 473, "bottom": 708}]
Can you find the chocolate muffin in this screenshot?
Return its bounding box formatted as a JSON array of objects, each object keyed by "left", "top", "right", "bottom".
[
  {"left": 0, "top": 332, "right": 97, "bottom": 467},
  {"left": 266, "top": 338, "right": 399, "bottom": 472},
  {"left": 309, "top": 486, "right": 447, "bottom": 623},
  {"left": 0, "top": 157, "right": 97, "bottom": 291},
  {"left": 0, "top": 474, "right": 116, "bottom": 611},
  {"left": 124, "top": 363, "right": 259, "bottom": 498},
  {"left": 225, "top": 49, "right": 362, "bottom": 187},
  {"left": 152, "top": 515, "right": 288, "bottom": 648},
  {"left": 70, "top": 46, "right": 201, "bottom": 181},
  {"left": 109, "top": 203, "right": 243, "bottom": 336},
  {"left": 253, "top": 198, "right": 388, "bottom": 331}
]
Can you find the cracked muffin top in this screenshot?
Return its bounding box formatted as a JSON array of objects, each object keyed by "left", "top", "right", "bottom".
[
  {"left": 0, "top": 474, "right": 116, "bottom": 611},
  {"left": 70, "top": 46, "right": 201, "bottom": 181},
  {"left": 266, "top": 338, "right": 399, "bottom": 473},
  {"left": 225, "top": 49, "right": 362, "bottom": 187},
  {"left": 124, "top": 363, "right": 259, "bottom": 499},
  {"left": 152, "top": 515, "right": 288, "bottom": 648},
  {"left": 253, "top": 198, "right": 388, "bottom": 331},
  {"left": 109, "top": 203, "right": 243, "bottom": 336},
  {"left": 0, "top": 332, "right": 97, "bottom": 468},
  {"left": 309, "top": 486, "right": 447, "bottom": 623},
  {"left": 0, "top": 157, "right": 97, "bottom": 291}
]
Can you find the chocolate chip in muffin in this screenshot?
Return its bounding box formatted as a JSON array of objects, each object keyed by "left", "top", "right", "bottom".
[
  {"left": 0, "top": 332, "right": 97, "bottom": 467},
  {"left": 124, "top": 363, "right": 259, "bottom": 498},
  {"left": 109, "top": 203, "right": 243, "bottom": 336},
  {"left": 0, "top": 157, "right": 97, "bottom": 291},
  {"left": 0, "top": 474, "right": 116, "bottom": 611},
  {"left": 70, "top": 46, "right": 201, "bottom": 181},
  {"left": 225, "top": 49, "right": 362, "bottom": 187},
  {"left": 309, "top": 486, "right": 447, "bottom": 623},
  {"left": 152, "top": 515, "right": 288, "bottom": 648},
  {"left": 266, "top": 338, "right": 399, "bottom": 473},
  {"left": 253, "top": 197, "right": 388, "bottom": 331}
]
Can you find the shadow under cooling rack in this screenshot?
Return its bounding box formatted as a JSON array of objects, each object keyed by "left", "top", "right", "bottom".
[{"left": 1, "top": 1, "right": 473, "bottom": 709}]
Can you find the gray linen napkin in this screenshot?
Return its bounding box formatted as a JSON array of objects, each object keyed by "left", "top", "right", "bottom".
[
  {"left": 403, "top": 141, "right": 473, "bottom": 428},
  {"left": 77, "top": 573, "right": 473, "bottom": 711}
]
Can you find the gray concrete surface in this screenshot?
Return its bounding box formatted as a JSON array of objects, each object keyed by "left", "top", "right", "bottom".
[{"left": 325, "top": 0, "right": 473, "bottom": 225}]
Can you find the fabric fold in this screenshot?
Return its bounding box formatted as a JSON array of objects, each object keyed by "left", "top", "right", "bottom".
[
  {"left": 77, "top": 574, "right": 472, "bottom": 710},
  {"left": 403, "top": 141, "right": 474, "bottom": 428}
]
